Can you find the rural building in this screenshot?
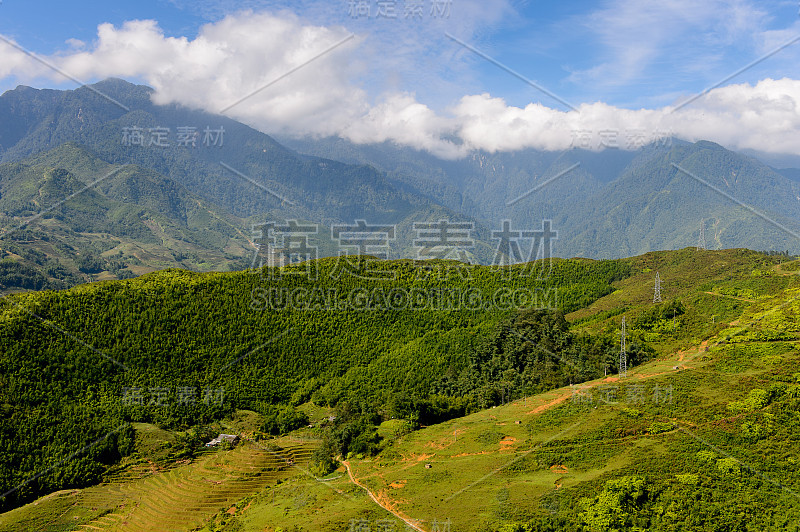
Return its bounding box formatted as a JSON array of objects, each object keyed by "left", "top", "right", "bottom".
[{"left": 205, "top": 433, "right": 239, "bottom": 447}]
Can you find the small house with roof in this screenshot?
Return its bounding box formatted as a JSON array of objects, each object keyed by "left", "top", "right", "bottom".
[{"left": 205, "top": 433, "right": 239, "bottom": 447}]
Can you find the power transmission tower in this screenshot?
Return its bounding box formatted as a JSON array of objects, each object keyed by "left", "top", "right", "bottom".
[
  {"left": 698, "top": 219, "right": 707, "bottom": 250},
  {"left": 619, "top": 316, "right": 627, "bottom": 378},
  {"left": 653, "top": 272, "right": 662, "bottom": 303}
]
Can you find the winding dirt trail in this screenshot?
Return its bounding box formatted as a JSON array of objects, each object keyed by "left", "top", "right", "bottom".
[{"left": 342, "top": 460, "right": 426, "bottom": 532}]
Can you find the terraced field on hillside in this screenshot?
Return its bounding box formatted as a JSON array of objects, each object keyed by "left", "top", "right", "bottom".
[{"left": 0, "top": 438, "right": 317, "bottom": 532}]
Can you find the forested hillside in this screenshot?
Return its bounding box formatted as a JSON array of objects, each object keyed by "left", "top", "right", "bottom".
[
  {"left": 0, "top": 80, "right": 505, "bottom": 290},
  {"left": 0, "top": 255, "right": 630, "bottom": 510},
  {"left": 2, "top": 80, "right": 800, "bottom": 282},
  {"left": 0, "top": 143, "right": 253, "bottom": 289},
  {"left": 0, "top": 80, "right": 481, "bottom": 248}
]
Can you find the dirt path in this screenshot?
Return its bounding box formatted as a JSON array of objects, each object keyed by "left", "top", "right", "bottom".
[
  {"left": 526, "top": 392, "right": 571, "bottom": 414},
  {"left": 343, "top": 460, "right": 426, "bottom": 532},
  {"left": 774, "top": 263, "right": 800, "bottom": 276},
  {"left": 524, "top": 375, "right": 624, "bottom": 414}
]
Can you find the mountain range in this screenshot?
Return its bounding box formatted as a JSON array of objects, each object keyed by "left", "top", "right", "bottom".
[
  {"left": 0, "top": 78, "right": 799, "bottom": 290},
  {"left": 281, "top": 135, "right": 800, "bottom": 258}
]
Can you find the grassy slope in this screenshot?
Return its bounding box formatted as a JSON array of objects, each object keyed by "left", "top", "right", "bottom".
[{"left": 224, "top": 249, "right": 800, "bottom": 531}]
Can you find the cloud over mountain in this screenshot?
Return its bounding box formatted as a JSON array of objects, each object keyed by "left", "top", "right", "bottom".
[{"left": 1, "top": 9, "right": 799, "bottom": 159}]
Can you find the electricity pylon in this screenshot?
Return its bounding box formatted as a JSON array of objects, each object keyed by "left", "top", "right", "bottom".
[
  {"left": 653, "top": 272, "right": 662, "bottom": 303},
  {"left": 698, "top": 219, "right": 707, "bottom": 250},
  {"left": 619, "top": 316, "right": 627, "bottom": 378}
]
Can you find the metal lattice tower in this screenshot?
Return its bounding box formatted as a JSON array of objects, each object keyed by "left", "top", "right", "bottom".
[
  {"left": 653, "top": 272, "right": 662, "bottom": 303},
  {"left": 698, "top": 219, "right": 707, "bottom": 250},
  {"left": 619, "top": 316, "right": 627, "bottom": 378}
]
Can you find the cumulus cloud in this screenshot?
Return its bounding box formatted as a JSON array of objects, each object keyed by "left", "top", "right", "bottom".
[
  {"left": 342, "top": 93, "right": 463, "bottom": 158},
  {"left": 342, "top": 78, "right": 800, "bottom": 157},
  {"left": 449, "top": 78, "right": 800, "bottom": 156},
  {"left": 352, "top": 78, "right": 800, "bottom": 157},
  {"left": 0, "top": 10, "right": 799, "bottom": 159},
  {"left": 62, "top": 14, "right": 368, "bottom": 138}
]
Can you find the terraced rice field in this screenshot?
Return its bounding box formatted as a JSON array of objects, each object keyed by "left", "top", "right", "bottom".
[
  {"left": 69, "top": 439, "right": 316, "bottom": 532},
  {"left": 0, "top": 438, "right": 317, "bottom": 532}
]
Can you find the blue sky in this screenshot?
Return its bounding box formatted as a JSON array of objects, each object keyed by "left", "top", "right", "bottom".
[{"left": 1, "top": 0, "right": 799, "bottom": 157}]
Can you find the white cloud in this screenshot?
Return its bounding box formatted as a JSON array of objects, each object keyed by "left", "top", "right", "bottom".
[
  {"left": 342, "top": 93, "right": 463, "bottom": 158},
  {"left": 0, "top": 9, "right": 799, "bottom": 159},
  {"left": 449, "top": 78, "right": 800, "bottom": 156},
  {"left": 60, "top": 14, "right": 368, "bottom": 138}
]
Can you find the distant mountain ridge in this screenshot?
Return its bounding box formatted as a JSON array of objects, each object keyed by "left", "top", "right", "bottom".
[
  {"left": 776, "top": 167, "right": 800, "bottom": 182},
  {"left": 0, "top": 78, "right": 799, "bottom": 292},
  {"left": 281, "top": 135, "right": 800, "bottom": 256},
  {"left": 0, "top": 142, "right": 254, "bottom": 288},
  {"left": 0, "top": 80, "right": 494, "bottom": 229},
  {"left": 0, "top": 80, "right": 494, "bottom": 289}
]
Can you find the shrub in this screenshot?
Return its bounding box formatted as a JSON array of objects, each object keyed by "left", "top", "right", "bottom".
[
  {"left": 580, "top": 475, "right": 648, "bottom": 531},
  {"left": 260, "top": 405, "right": 309, "bottom": 435},
  {"left": 676, "top": 473, "right": 699, "bottom": 485},
  {"left": 716, "top": 457, "right": 741, "bottom": 476},
  {"left": 696, "top": 450, "right": 717, "bottom": 464},
  {"left": 647, "top": 421, "right": 674, "bottom": 434},
  {"left": 728, "top": 388, "right": 770, "bottom": 412},
  {"left": 310, "top": 447, "right": 338, "bottom": 478}
]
